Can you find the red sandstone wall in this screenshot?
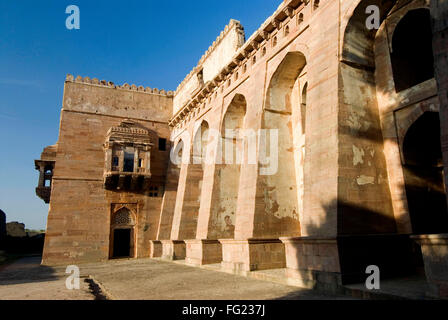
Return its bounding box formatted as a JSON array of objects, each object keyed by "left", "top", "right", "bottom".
[{"left": 42, "top": 80, "right": 172, "bottom": 265}]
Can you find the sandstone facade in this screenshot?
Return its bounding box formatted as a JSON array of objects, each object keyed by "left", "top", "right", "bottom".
[{"left": 36, "top": 0, "right": 448, "bottom": 297}]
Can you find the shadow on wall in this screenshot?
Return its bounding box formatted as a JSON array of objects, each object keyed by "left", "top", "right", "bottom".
[{"left": 327, "top": 199, "right": 419, "bottom": 284}]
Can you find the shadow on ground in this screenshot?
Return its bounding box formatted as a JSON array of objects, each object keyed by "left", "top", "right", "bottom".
[{"left": 0, "top": 256, "right": 58, "bottom": 286}]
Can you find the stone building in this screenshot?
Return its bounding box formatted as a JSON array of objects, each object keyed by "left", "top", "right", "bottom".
[{"left": 36, "top": 0, "right": 448, "bottom": 298}]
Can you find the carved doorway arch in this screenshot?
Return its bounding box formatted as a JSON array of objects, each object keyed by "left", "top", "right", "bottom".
[{"left": 109, "top": 206, "right": 137, "bottom": 258}]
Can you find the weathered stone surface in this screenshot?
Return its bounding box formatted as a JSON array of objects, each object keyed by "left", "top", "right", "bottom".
[{"left": 34, "top": 0, "right": 448, "bottom": 299}]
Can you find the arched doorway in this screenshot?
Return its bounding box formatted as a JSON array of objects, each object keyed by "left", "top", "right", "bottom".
[
  {"left": 110, "top": 207, "right": 136, "bottom": 258},
  {"left": 403, "top": 112, "right": 448, "bottom": 234}
]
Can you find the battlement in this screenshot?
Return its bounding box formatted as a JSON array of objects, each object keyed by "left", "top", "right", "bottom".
[
  {"left": 65, "top": 74, "right": 174, "bottom": 97},
  {"left": 174, "top": 19, "right": 245, "bottom": 95}
]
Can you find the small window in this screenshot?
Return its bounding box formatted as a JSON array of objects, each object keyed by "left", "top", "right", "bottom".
[
  {"left": 44, "top": 179, "right": 51, "bottom": 187},
  {"left": 138, "top": 158, "right": 143, "bottom": 168},
  {"left": 149, "top": 186, "right": 159, "bottom": 198},
  {"left": 112, "top": 156, "right": 119, "bottom": 167},
  {"left": 197, "top": 69, "right": 204, "bottom": 85},
  {"left": 159, "top": 138, "right": 167, "bottom": 151}
]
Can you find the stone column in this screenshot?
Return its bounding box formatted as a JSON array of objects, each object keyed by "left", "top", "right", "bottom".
[
  {"left": 145, "top": 147, "right": 151, "bottom": 174},
  {"left": 105, "top": 145, "right": 112, "bottom": 172},
  {"left": 133, "top": 147, "right": 139, "bottom": 173},
  {"left": 38, "top": 165, "right": 45, "bottom": 187},
  {"left": 118, "top": 147, "right": 124, "bottom": 172}
]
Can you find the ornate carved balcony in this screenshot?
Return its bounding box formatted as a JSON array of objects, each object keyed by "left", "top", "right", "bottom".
[
  {"left": 103, "top": 120, "right": 154, "bottom": 191},
  {"left": 34, "top": 145, "right": 57, "bottom": 204}
]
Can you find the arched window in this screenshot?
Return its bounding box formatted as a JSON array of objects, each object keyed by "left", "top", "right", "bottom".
[{"left": 391, "top": 9, "right": 434, "bottom": 92}]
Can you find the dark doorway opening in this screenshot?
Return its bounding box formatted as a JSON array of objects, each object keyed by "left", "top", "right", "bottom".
[
  {"left": 403, "top": 112, "right": 448, "bottom": 234},
  {"left": 113, "top": 228, "right": 131, "bottom": 258},
  {"left": 391, "top": 9, "right": 434, "bottom": 92}
]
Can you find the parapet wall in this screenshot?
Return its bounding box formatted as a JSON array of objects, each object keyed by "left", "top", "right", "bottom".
[
  {"left": 64, "top": 74, "right": 173, "bottom": 123},
  {"left": 66, "top": 74, "right": 174, "bottom": 96},
  {"left": 173, "top": 19, "right": 245, "bottom": 115}
]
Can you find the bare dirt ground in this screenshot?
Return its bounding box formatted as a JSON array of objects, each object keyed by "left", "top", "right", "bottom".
[{"left": 0, "top": 256, "right": 352, "bottom": 300}]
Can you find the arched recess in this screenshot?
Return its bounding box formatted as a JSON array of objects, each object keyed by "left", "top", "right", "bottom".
[
  {"left": 208, "top": 94, "right": 247, "bottom": 239},
  {"left": 178, "top": 120, "right": 210, "bottom": 239},
  {"left": 369, "top": 1, "right": 440, "bottom": 234},
  {"left": 156, "top": 138, "right": 184, "bottom": 240},
  {"left": 172, "top": 139, "right": 185, "bottom": 167},
  {"left": 254, "top": 51, "right": 306, "bottom": 238},
  {"left": 339, "top": 0, "right": 399, "bottom": 235},
  {"left": 342, "top": 0, "right": 396, "bottom": 69},
  {"left": 390, "top": 8, "right": 434, "bottom": 92},
  {"left": 402, "top": 112, "right": 448, "bottom": 234},
  {"left": 110, "top": 207, "right": 136, "bottom": 258}
]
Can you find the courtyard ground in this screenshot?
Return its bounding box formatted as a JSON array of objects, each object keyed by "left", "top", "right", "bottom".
[{"left": 0, "top": 256, "right": 352, "bottom": 300}]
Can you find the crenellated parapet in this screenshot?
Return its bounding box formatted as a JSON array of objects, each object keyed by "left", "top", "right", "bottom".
[
  {"left": 174, "top": 19, "right": 245, "bottom": 95},
  {"left": 65, "top": 74, "right": 174, "bottom": 97},
  {"left": 169, "top": 0, "right": 308, "bottom": 128}
]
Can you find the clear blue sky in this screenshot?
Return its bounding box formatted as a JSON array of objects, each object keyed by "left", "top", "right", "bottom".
[{"left": 0, "top": 0, "right": 280, "bottom": 230}]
